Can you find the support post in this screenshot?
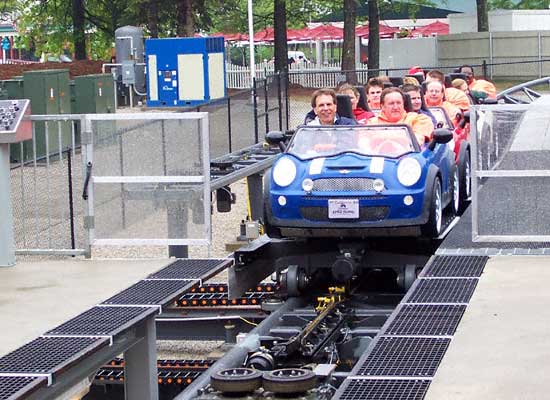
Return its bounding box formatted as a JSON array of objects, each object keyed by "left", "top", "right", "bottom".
[
  {"left": 246, "top": 173, "right": 263, "bottom": 221},
  {"left": 167, "top": 201, "right": 189, "bottom": 258},
  {"left": 124, "top": 316, "right": 159, "bottom": 400},
  {"left": 0, "top": 143, "right": 15, "bottom": 266}
]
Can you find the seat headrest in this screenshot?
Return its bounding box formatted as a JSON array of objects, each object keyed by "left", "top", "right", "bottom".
[{"left": 336, "top": 94, "right": 354, "bottom": 119}]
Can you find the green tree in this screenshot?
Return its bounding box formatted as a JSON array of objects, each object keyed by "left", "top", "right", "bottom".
[
  {"left": 477, "top": 0, "right": 489, "bottom": 32},
  {"left": 342, "top": 0, "right": 357, "bottom": 82}
]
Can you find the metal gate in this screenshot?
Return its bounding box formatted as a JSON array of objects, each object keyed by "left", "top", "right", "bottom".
[
  {"left": 82, "top": 112, "right": 211, "bottom": 253},
  {"left": 471, "top": 101, "right": 550, "bottom": 242}
]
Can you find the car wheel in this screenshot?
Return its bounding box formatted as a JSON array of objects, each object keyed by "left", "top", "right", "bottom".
[
  {"left": 458, "top": 149, "right": 471, "bottom": 213},
  {"left": 262, "top": 368, "right": 317, "bottom": 394},
  {"left": 211, "top": 368, "right": 263, "bottom": 394},
  {"left": 449, "top": 168, "right": 459, "bottom": 215},
  {"left": 422, "top": 178, "right": 442, "bottom": 238}
]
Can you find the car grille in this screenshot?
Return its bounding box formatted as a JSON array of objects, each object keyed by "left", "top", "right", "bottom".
[
  {"left": 313, "top": 177, "right": 377, "bottom": 191},
  {"left": 300, "top": 206, "right": 390, "bottom": 221}
]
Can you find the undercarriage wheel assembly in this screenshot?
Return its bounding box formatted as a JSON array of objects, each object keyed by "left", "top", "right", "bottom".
[
  {"left": 262, "top": 368, "right": 317, "bottom": 394},
  {"left": 210, "top": 367, "right": 263, "bottom": 394},
  {"left": 280, "top": 265, "right": 308, "bottom": 297},
  {"left": 397, "top": 264, "right": 420, "bottom": 291}
]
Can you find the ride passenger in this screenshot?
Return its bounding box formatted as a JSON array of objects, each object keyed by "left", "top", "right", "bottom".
[
  {"left": 307, "top": 88, "right": 357, "bottom": 126},
  {"left": 337, "top": 83, "right": 374, "bottom": 124},
  {"left": 366, "top": 87, "right": 433, "bottom": 146},
  {"left": 425, "top": 69, "right": 471, "bottom": 112},
  {"left": 366, "top": 77, "right": 384, "bottom": 110},
  {"left": 458, "top": 64, "right": 497, "bottom": 99},
  {"left": 402, "top": 84, "right": 437, "bottom": 128},
  {"left": 452, "top": 77, "right": 488, "bottom": 104},
  {"left": 424, "top": 80, "right": 462, "bottom": 127}
]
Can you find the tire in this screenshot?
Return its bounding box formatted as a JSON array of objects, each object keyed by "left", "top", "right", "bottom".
[
  {"left": 262, "top": 368, "right": 317, "bottom": 394},
  {"left": 211, "top": 368, "right": 263, "bottom": 394},
  {"left": 449, "top": 167, "right": 459, "bottom": 215},
  {"left": 421, "top": 178, "right": 443, "bottom": 238},
  {"left": 458, "top": 148, "right": 471, "bottom": 213}
]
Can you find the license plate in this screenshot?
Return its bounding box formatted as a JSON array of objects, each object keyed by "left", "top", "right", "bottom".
[{"left": 328, "top": 199, "right": 359, "bottom": 219}]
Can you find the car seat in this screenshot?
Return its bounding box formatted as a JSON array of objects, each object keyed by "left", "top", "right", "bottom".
[
  {"left": 336, "top": 94, "right": 354, "bottom": 119},
  {"left": 355, "top": 85, "right": 371, "bottom": 111},
  {"left": 389, "top": 76, "right": 404, "bottom": 87}
]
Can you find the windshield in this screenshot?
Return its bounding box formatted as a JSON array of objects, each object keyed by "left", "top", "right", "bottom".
[
  {"left": 429, "top": 107, "right": 453, "bottom": 129},
  {"left": 287, "top": 126, "right": 417, "bottom": 160}
]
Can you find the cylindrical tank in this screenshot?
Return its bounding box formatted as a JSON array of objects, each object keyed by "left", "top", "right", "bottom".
[{"left": 114, "top": 26, "right": 145, "bottom": 98}]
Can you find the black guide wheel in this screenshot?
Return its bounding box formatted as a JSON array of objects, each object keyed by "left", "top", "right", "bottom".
[
  {"left": 283, "top": 265, "right": 307, "bottom": 297},
  {"left": 404, "top": 264, "right": 419, "bottom": 291},
  {"left": 397, "top": 264, "right": 419, "bottom": 291},
  {"left": 211, "top": 367, "right": 263, "bottom": 394},
  {"left": 262, "top": 368, "right": 317, "bottom": 394}
]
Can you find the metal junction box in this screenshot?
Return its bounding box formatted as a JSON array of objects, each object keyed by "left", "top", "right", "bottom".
[
  {"left": 74, "top": 74, "right": 115, "bottom": 114},
  {"left": 145, "top": 37, "right": 227, "bottom": 107}
]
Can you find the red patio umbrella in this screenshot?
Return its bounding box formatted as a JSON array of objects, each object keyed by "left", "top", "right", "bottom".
[
  {"left": 287, "top": 28, "right": 308, "bottom": 41},
  {"left": 254, "top": 27, "right": 275, "bottom": 42},
  {"left": 307, "top": 24, "right": 343, "bottom": 41},
  {"left": 208, "top": 32, "right": 249, "bottom": 41},
  {"left": 416, "top": 21, "right": 449, "bottom": 37},
  {"left": 379, "top": 23, "right": 400, "bottom": 39},
  {"left": 355, "top": 23, "right": 399, "bottom": 39}
]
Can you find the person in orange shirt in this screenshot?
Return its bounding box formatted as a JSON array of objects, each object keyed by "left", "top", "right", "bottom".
[
  {"left": 366, "top": 87, "right": 433, "bottom": 146},
  {"left": 459, "top": 65, "right": 497, "bottom": 99},
  {"left": 424, "top": 80, "right": 462, "bottom": 127},
  {"left": 425, "top": 69, "right": 470, "bottom": 112}
]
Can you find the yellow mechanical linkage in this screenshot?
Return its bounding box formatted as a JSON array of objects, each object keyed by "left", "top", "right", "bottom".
[{"left": 315, "top": 286, "right": 346, "bottom": 312}]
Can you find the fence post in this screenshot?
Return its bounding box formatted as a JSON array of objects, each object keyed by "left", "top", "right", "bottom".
[
  {"left": 227, "top": 97, "right": 232, "bottom": 153},
  {"left": 264, "top": 77, "right": 269, "bottom": 134},
  {"left": 538, "top": 32, "right": 543, "bottom": 79},
  {"left": 67, "top": 148, "right": 76, "bottom": 253},
  {"left": 277, "top": 73, "right": 283, "bottom": 131},
  {"left": 0, "top": 143, "right": 15, "bottom": 266},
  {"left": 253, "top": 78, "right": 259, "bottom": 144},
  {"left": 482, "top": 60, "right": 488, "bottom": 81}
]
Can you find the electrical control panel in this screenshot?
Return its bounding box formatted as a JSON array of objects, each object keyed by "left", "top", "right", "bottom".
[{"left": 0, "top": 99, "right": 32, "bottom": 143}]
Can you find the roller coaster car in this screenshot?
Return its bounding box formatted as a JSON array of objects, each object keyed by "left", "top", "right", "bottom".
[
  {"left": 263, "top": 125, "right": 459, "bottom": 240},
  {"left": 429, "top": 106, "right": 471, "bottom": 212}
]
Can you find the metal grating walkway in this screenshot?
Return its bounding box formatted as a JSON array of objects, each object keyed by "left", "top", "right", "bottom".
[
  {"left": 102, "top": 279, "right": 197, "bottom": 306},
  {"left": 421, "top": 256, "right": 488, "bottom": 278},
  {"left": 337, "top": 379, "right": 430, "bottom": 400},
  {"left": 147, "top": 258, "right": 233, "bottom": 280},
  {"left": 45, "top": 306, "right": 158, "bottom": 337},
  {"left": 406, "top": 278, "right": 478, "bottom": 304},
  {"left": 335, "top": 255, "right": 489, "bottom": 400},
  {"left": 385, "top": 304, "right": 466, "bottom": 336},
  {"left": 0, "top": 337, "right": 108, "bottom": 376},
  {"left": 356, "top": 337, "right": 451, "bottom": 377},
  {"left": 0, "top": 376, "right": 46, "bottom": 400}
]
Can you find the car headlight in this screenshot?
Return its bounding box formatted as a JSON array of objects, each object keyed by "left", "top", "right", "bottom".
[
  {"left": 397, "top": 157, "right": 422, "bottom": 187},
  {"left": 273, "top": 157, "right": 297, "bottom": 187}
]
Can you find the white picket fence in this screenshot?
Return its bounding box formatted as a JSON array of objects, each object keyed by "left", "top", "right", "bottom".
[{"left": 225, "top": 61, "right": 370, "bottom": 89}]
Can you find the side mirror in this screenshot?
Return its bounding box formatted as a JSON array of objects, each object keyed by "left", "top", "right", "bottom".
[
  {"left": 265, "top": 130, "right": 287, "bottom": 151},
  {"left": 428, "top": 128, "right": 453, "bottom": 151}
]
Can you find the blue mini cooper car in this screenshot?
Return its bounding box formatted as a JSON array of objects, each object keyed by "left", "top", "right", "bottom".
[{"left": 263, "top": 124, "right": 458, "bottom": 239}]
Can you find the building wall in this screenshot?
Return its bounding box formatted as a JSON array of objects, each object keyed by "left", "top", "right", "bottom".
[
  {"left": 438, "top": 31, "right": 550, "bottom": 80},
  {"left": 380, "top": 37, "right": 438, "bottom": 75},
  {"left": 449, "top": 10, "right": 550, "bottom": 33}
]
